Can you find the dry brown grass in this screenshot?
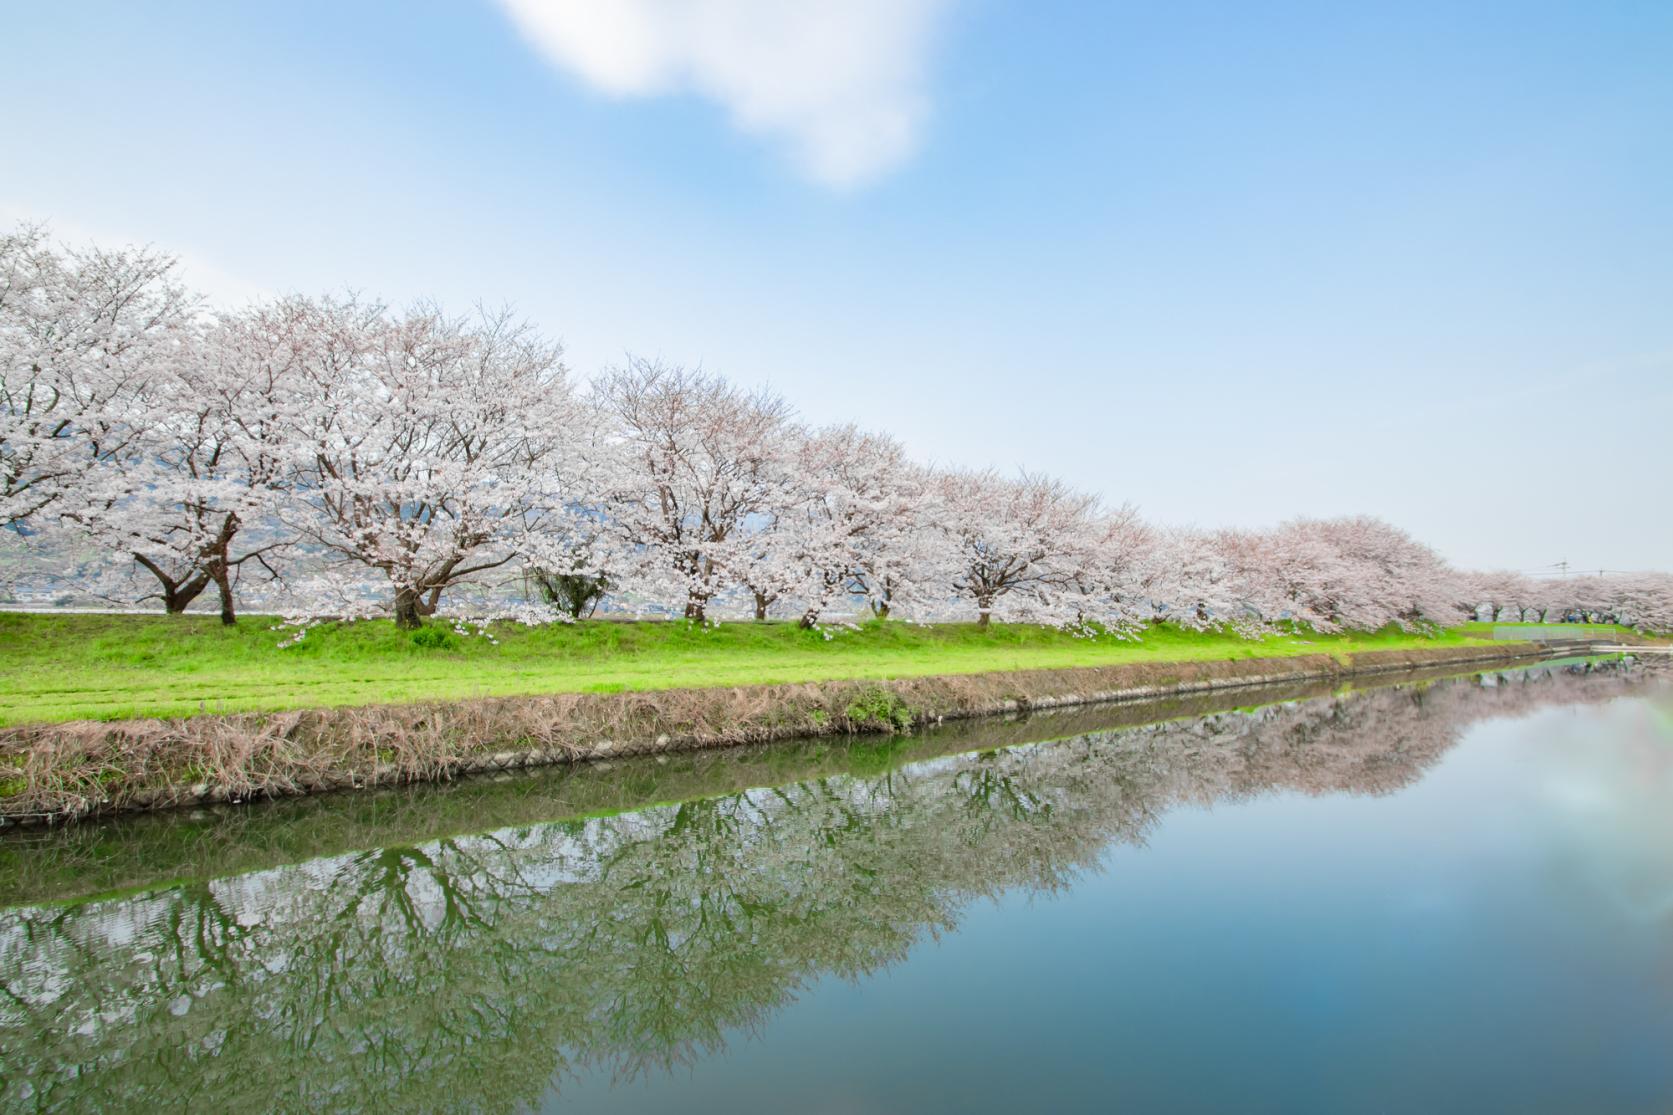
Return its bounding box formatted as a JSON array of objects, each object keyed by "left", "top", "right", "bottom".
[{"left": 0, "top": 642, "right": 1544, "bottom": 825}]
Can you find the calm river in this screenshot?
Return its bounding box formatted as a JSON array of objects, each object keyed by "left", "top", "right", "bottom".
[{"left": 2, "top": 657, "right": 1671, "bottom": 1113}]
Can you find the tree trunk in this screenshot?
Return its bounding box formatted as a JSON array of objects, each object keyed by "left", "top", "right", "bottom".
[
  {"left": 754, "top": 592, "right": 771, "bottom": 622},
  {"left": 208, "top": 562, "right": 236, "bottom": 626},
  {"left": 163, "top": 578, "right": 211, "bottom": 614},
  {"left": 685, "top": 557, "right": 713, "bottom": 623},
  {"left": 394, "top": 587, "right": 425, "bottom": 629},
  {"left": 202, "top": 511, "right": 241, "bottom": 625},
  {"left": 871, "top": 601, "right": 891, "bottom": 621},
  {"left": 134, "top": 553, "right": 211, "bottom": 615}
]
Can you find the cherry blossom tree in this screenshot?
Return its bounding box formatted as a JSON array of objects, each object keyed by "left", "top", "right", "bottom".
[
  {"left": 1146, "top": 527, "right": 1259, "bottom": 631},
  {"left": 279, "top": 298, "right": 581, "bottom": 628},
  {"left": 734, "top": 498, "right": 800, "bottom": 622},
  {"left": 1534, "top": 572, "right": 1673, "bottom": 631},
  {"left": 1310, "top": 515, "right": 1462, "bottom": 630},
  {"left": 1611, "top": 573, "right": 1673, "bottom": 632},
  {"left": 848, "top": 499, "right": 947, "bottom": 620},
  {"left": 1073, "top": 506, "right": 1160, "bottom": 633},
  {"left": 513, "top": 411, "right": 629, "bottom": 620},
  {"left": 933, "top": 468, "right": 1116, "bottom": 628},
  {"left": 1229, "top": 516, "right": 1464, "bottom": 632},
  {"left": 1467, "top": 570, "right": 1544, "bottom": 623},
  {"left": 1449, "top": 569, "right": 1493, "bottom": 623},
  {"left": 767, "top": 425, "right": 945, "bottom": 627},
  {"left": 62, "top": 304, "right": 314, "bottom": 622},
  {"left": 1, "top": 224, "right": 196, "bottom": 529},
  {"left": 593, "top": 359, "right": 795, "bottom": 622}
]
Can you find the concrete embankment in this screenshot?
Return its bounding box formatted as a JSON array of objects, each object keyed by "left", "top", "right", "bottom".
[{"left": 0, "top": 642, "right": 1551, "bottom": 825}]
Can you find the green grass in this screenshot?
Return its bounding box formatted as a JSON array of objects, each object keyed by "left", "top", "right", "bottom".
[{"left": 0, "top": 613, "right": 1500, "bottom": 727}]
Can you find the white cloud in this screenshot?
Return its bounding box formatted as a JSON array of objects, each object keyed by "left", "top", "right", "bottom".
[{"left": 496, "top": 0, "right": 950, "bottom": 188}]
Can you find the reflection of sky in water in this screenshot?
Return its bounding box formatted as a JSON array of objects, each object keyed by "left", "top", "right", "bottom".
[
  {"left": 1520, "top": 697, "right": 1673, "bottom": 925},
  {"left": 559, "top": 689, "right": 1673, "bottom": 1115}
]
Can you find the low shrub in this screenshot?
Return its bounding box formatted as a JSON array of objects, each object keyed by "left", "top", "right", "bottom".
[{"left": 844, "top": 687, "right": 916, "bottom": 733}]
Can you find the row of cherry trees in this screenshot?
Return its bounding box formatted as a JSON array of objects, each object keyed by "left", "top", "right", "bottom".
[
  {"left": 1456, "top": 569, "right": 1673, "bottom": 631},
  {"left": 5, "top": 225, "right": 1670, "bottom": 633}
]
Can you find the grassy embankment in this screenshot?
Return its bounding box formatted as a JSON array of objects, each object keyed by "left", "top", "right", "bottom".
[{"left": 0, "top": 612, "right": 1559, "bottom": 728}]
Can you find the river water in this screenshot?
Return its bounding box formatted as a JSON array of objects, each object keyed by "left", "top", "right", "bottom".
[{"left": 2, "top": 657, "right": 1671, "bottom": 1113}]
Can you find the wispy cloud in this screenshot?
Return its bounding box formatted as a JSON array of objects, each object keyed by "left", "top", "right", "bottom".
[{"left": 496, "top": 0, "right": 951, "bottom": 188}]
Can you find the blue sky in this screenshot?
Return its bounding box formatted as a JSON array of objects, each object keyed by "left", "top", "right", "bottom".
[{"left": 3, "top": 1, "right": 1669, "bottom": 571}]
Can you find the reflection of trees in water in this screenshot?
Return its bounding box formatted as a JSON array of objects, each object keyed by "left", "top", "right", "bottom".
[{"left": 0, "top": 661, "right": 1659, "bottom": 1113}]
